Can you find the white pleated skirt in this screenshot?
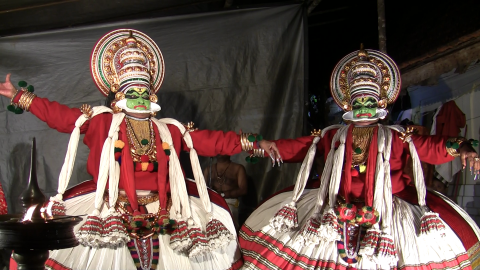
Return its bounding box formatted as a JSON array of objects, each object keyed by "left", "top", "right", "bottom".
[
  {"left": 240, "top": 188, "right": 479, "bottom": 270},
  {"left": 45, "top": 191, "right": 242, "bottom": 270}
]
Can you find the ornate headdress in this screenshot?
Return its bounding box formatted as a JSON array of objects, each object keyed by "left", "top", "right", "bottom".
[
  {"left": 330, "top": 46, "right": 401, "bottom": 121},
  {"left": 90, "top": 29, "right": 165, "bottom": 113}
]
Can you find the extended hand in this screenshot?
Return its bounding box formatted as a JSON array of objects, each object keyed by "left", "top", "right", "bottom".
[
  {"left": 458, "top": 143, "right": 480, "bottom": 178},
  {"left": 0, "top": 74, "right": 17, "bottom": 99},
  {"left": 258, "top": 140, "right": 283, "bottom": 167}
]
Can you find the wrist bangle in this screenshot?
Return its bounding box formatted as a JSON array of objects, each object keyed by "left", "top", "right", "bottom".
[
  {"left": 7, "top": 81, "right": 35, "bottom": 114},
  {"left": 241, "top": 133, "right": 254, "bottom": 151},
  {"left": 10, "top": 89, "right": 19, "bottom": 103},
  {"left": 446, "top": 137, "right": 470, "bottom": 157},
  {"left": 18, "top": 91, "right": 36, "bottom": 112},
  {"left": 252, "top": 148, "right": 265, "bottom": 158}
]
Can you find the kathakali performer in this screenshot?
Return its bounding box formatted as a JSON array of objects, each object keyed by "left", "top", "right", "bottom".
[
  {"left": 240, "top": 47, "right": 480, "bottom": 269},
  {"left": 0, "top": 29, "right": 270, "bottom": 270}
]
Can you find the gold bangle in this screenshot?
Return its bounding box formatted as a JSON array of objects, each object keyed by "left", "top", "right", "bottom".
[
  {"left": 252, "top": 148, "right": 264, "bottom": 157},
  {"left": 18, "top": 91, "right": 36, "bottom": 111},
  {"left": 446, "top": 147, "right": 460, "bottom": 157},
  {"left": 9, "top": 89, "right": 19, "bottom": 105},
  {"left": 241, "top": 133, "right": 254, "bottom": 151},
  {"left": 446, "top": 137, "right": 467, "bottom": 157},
  {"left": 26, "top": 92, "right": 36, "bottom": 111}
]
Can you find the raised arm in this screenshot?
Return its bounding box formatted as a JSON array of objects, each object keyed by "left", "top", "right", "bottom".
[
  {"left": 412, "top": 134, "right": 480, "bottom": 173},
  {"left": 188, "top": 129, "right": 243, "bottom": 156},
  {"left": 1, "top": 74, "right": 86, "bottom": 133},
  {"left": 259, "top": 136, "right": 318, "bottom": 164}
]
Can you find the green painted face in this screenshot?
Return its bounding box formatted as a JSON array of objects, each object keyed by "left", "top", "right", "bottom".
[
  {"left": 352, "top": 97, "right": 377, "bottom": 119},
  {"left": 125, "top": 88, "right": 150, "bottom": 111}
]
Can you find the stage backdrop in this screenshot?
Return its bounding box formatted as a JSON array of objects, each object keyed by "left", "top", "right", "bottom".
[{"left": 0, "top": 4, "right": 306, "bottom": 213}]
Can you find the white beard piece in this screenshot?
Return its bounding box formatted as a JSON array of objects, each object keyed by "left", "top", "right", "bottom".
[
  {"left": 115, "top": 98, "right": 161, "bottom": 114},
  {"left": 342, "top": 108, "right": 388, "bottom": 122}
]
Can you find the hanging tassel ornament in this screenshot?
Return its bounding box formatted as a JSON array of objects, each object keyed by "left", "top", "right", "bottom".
[
  {"left": 76, "top": 215, "right": 105, "bottom": 247},
  {"left": 374, "top": 233, "right": 398, "bottom": 266},
  {"left": 269, "top": 201, "right": 298, "bottom": 232},
  {"left": 358, "top": 224, "right": 381, "bottom": 257},
  {"left": 102, "top": 210, "right": 129, "bottom": 247},
  {"left": 169, "top": 216, "right": 191, "bottom": 253},
  {"left": 162, "top": 142, "right": 171, "bottom": 156},
  {"left": 318, "top": 207, "right": 341, "bottom": 242},
  {"left": 114, "top": 140, "right": 124, "bottom": 162},
  {"left": 45, "top": 200, "right": 66, "bottom": 216},
  {"left": 186, "top": 218, "right": 209, "bottom": 258},
  {"left": 419, "top": 210, "right": 446, "bottom": 238},
  {"left": 206, "top": 214, "right": 235, "bottom": 250},
  {"left": 296, "top": 216, "right": 322, "bottom": 246}
]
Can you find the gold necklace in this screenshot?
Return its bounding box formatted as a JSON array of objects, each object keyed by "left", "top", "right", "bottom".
[
  {"left": 125, "top": 118, "right": 157, "bottom": 162},
  {"left": 351, "top": 126, "right": 374, "bottom": 166}
]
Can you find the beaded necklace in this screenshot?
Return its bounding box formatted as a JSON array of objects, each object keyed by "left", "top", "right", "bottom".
[
  {"left": 351, "top": 126, "right": 374, "bottom": 166},
  {"left": 125, "top": 118, "right": 157, "bottom": 162}
]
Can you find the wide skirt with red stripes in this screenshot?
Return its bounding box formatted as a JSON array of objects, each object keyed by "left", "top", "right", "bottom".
[
  {"left": 239, "top": 187, "right": 480, "bottom": 270},
  {"left": 24, "top": 180, "right": 243, "bottom": 270}
]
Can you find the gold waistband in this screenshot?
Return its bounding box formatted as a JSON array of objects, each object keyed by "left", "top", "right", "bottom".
[{"left": 104, "top": 192, "right": 159, "bottom": 206}]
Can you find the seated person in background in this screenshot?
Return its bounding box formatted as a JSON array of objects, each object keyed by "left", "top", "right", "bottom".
[{"left": 204, "top": 155, "right": 247, "bottom": 229}]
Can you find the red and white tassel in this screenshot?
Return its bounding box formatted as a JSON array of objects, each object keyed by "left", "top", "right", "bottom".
[
  {"left": 187, "top": 219, "right": 209, "bottom": 258},
  {"left": 358, "top": 226, "right": 381, "bottom": 257},
  {"left": 419, "top": 211, "right": 446, "bottom": 238},
  {"left": 76, "top": 215, "right": 104, "bottom": 247},
  {"left": 269, "top": 202, "right": 298, "bottom": 232},
  {"left": 295, "top": 216, "right": 321, "bottom": 246},
  {"left": 102, "top": 212, "right": 129, "bottom": 247},
  {"left": 206, "top": 217, "right": 234, "bottom": 250},
  {"left": 46, "top": 200, "right": 66, "bottom": 216},
  {"left": 319, "top": 208, "right": 341, "bottom": 242},
  {"left": 374, "top": 233, "right": 398, "bottom": 266},
  {"left": 169, "top": 219, "right": 191, "bottom": 253}
]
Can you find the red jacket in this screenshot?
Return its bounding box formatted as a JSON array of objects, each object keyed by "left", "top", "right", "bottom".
[
  {"left": 271, "top": 126, "right": 454, "bottom": 205},
  {"left": 24, "top": 95, "right": 243, "bottom": 211}
]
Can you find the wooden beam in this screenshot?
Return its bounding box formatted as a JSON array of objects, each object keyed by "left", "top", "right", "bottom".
[{"left": 377, "top": 0, "right": 387, "bottom": 53}]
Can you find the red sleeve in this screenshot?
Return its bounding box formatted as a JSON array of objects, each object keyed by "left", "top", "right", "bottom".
[
  {"left": 17, "top": 94, "right": 87, "bottom": 133},
  {"left": 411, "top": 134, "right": 455, "bottom": 164},
  {"left": 186, "top": 129, "right": 243, "bottom": 157},
  {"left": 273, "top": 136, "right": 318, "bottom": 163}
]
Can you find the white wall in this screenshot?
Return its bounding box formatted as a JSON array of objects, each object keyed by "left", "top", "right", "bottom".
[{"left": 406, "top": 62, "right": 480, "bottom": 224}]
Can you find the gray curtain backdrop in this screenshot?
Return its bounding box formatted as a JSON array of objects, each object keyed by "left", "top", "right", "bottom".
[{"left": 0, "top": 4, "right": 306, "bottom": 213}]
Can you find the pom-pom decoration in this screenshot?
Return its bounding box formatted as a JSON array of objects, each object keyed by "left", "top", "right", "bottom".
[
  {"left": 356, "top": 205, "right": 379, "bottom": 227},
  {"left": 335, "top": 203, "right": 357, "bottom": 224}
]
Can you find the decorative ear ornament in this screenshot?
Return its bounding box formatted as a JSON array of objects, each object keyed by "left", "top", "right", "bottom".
[
  {"left": 377, "top": 98, "right": 388, "bottom": 109},
  {"left": 342, "top": 102, "right": 352, "bottom": 112},
  {"left": 149, "top": 95, "right": 158, "bottom": 103},
  {"left": 111, "top": 84, "right": 119, "bottom": 93},
  {"left": 115, "top": 92, "right": 126, "bottom": 101},
  {"left": 111, "top": 101, "right": 122, "bottom": 113}
]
